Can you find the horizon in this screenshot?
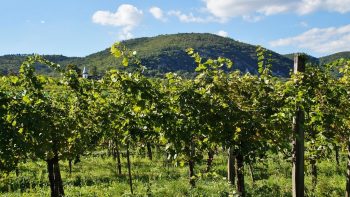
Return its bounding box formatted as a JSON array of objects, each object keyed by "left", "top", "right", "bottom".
[{"left": 1, "top": 0, "right": 350, "bottom": 57}]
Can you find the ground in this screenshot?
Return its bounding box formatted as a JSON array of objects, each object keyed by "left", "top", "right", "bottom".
[{"left": 0, "top": 149, "right": 345, "bottom": 196}]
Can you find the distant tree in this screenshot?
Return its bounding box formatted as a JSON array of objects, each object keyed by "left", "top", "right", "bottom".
[
  {"left": 65, "top": 64, "right": 82, "bottom": 76},
  {"left": 91, "top": 65, "right": 98, "bottom": 76}
]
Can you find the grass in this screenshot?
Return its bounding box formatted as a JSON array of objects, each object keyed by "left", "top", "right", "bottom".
[{"left": 0, "top": 150, "right": 346, "bottom": 196}]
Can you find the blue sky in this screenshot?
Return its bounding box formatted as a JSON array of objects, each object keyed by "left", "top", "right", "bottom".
[{"left": 1, "top": 0, "right": 350, "bottom": 57}]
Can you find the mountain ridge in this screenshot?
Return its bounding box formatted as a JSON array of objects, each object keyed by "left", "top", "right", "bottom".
[{"left": 1, "top": 33, "right": 349, "bottom": 77}]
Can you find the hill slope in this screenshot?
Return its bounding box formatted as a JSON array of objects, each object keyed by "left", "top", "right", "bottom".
[
  {"left": 0, "top": 33, "right": 294, "bottom": 77},
  {"left": 319, "top": 51, "right": 350, "bottom": 65},
  {"left": 0, "top": 54, "right": 79, "bottom": 76},
  {"left": 57, "top": 33, "right": 294, "bottom": 77},
  {"left": 283, "top": 53, "right": 320, "bottom": 65},
  {"left": 1, "top": 33, "right": 348, "bottom": 77},
  {"left": 283, "top": 51, "right": 350, "bottom": 66}
]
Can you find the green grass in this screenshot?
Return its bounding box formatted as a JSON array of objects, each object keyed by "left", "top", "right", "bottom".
[{"left": 0, "top": 150, "right": 346, "bottom": 196}]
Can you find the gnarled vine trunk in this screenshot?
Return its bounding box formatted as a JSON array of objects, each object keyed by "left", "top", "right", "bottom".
[
  {"left": 248, "top": 162, "right": 254, "bottom": 184},
  {"left": 188, "top": 141, "right": 196, "bottom": 187},
  {"left": 47, "top": 153, "right": 64, "bottom": 197},
  {"left": 69, "top": 159, "right": 72, "bottom": 175},
  {"left": 126, "top": 141, "right": 133, "bottom": 194},
  {"left": 310, "top": 127, "right": 317, "bottom": 192},
  {"left": 147, "top": 142, "right": 153, "bottom": 161},
  {"left": 227, "top": 147, "right": 235, "bottom": 185},
  {"left": 113, "top": 140, "right": 122, "bottom": 175},
  {"left": 206, "top": 148, "right": 214, "bottom": 173},
  {"left": 235, "top": 153, "right": 245, "bottom": 197},
  {"left": 346, "top": 137, "right": 350, "bottom": 197},
  {"left": 189, "top": 158, "right": 195, "bottom": 187},
  {"left": 335, "top": 144, "right": 340, "bottom": 167},
  {"left": 310, "top": 159, "right": 317, "bottom": 192}
]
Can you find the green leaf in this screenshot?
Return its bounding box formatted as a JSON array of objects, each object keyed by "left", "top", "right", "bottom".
[
  {"left": 11, "top": 77, "right": 19, "bottom": 84},
  {"left": 111, "top": 42, "right": 122, "bottom": 58},
  {"left": 180, "top": 160, "right": 185, "bottom": 167},
  {"left": 133, "top": 105, "right": 142, "bottom": 113},
  {"left": 18, "top": 128, "right": 24, "bottom": 134},
  {"left": 195, "top": 64, "right": 207, "bottom": 72},
  {"left": 22, "top": 95, "right": 31, "bottom": 104},
  {"left": 122, "top": 57, "right": 129, "bottom": 67}
]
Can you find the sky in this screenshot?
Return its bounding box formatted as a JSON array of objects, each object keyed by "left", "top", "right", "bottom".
[{"left": 1, "top": 0, "right": 350, "bottom": 57}]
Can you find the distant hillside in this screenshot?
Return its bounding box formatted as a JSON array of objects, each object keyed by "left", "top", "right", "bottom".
[
  {"left": 1, "top": 33, "right": 349, "bottom": 77},
  {"left": 319, "top": 51, "right": 350, "bottom": 65},
  {"left": 283, "top": 53, "right": 320, "bottom": 65},
  {"left": 121, "top": 33, "right": 295, "bottom": 76},
  {"left": 284, "top": 51, "right": 350, "bottom": 66},
  {"left": 59, "top": 33, "right": 294, "bottom": 77},
  {"left": 0, "top": 54, "right": 79, "bottom": 76}
]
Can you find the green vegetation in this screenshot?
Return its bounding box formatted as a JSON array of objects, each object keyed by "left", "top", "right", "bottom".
[
  {"left": 0, "top": 55, "right": 78, "bottom": 76},
  {"left": 1, "top": 40, "right": 350, "bottom": 197},
  {"left": 1, "top": 33, "right": 294, "bottom": 77},
  {"left": 0, "top": 150, "right": 346, "bottom": 196},
  {"left": 2, "top": 34, "right": 349, "bottom": 78},
  {"left": 283, "top": 53, "right": 320, "bottom": 65},
  {"left": 320, "top": 51, "right": 350, "bottom": 65},
  {"left": 284, "top": 51, "right": 350, "bottom": 66}
]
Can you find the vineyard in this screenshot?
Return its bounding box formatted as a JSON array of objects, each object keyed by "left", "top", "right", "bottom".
[{"left": 1, "top": 43, "right": 350, "bottom": 197}]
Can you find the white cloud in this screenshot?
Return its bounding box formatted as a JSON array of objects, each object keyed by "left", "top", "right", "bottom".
[
  {"left": 242, "top": 15, "right": 263, "bottom": 22},
  {"left": 168, "top": 10, "right": 211, "bottom": 23},
  {"left": 297, "top": 0, "right": 350, "bottom": 15},
  {"left": 216, "top": 30, "right": 229, "bottom": 37},
  {"left": 202, "top": 0, "right": 350, "bottom": 21},
  {"left": 168, "top": 10, "right": 224, "bottom": 23},
  {"left": 270, "top": 24, "right": 350, "bottom": 54},
  {"left": 258, "top": 5, "right": 290, "bottom": 16},
  {"left": 326, "top": 0, "right": 350, "bottom": 13},
  {"left": 300, "top": 21, "right": 309, "bottom": 27},
  {"left": 92, "top": 4, "right": 143, "bottom": 39},
  {"left": 40, "top": 20, "right": 46, "bottom": 24},
  {"left": 149, "top": 7, "right": 167, "bottom": 22}
]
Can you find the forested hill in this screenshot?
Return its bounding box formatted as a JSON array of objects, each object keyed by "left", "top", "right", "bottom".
[
  {"left": 118, "top": 33, "right": 293, "bottom": 77},
  {"left": 319, "top": 51, "right": 350, "bottom": 65},
  {"left": 0, "top": 33, "right": 349, "bottom": 77},
  {"left": 284, "top": 51, "right": 350, "bottom": 65},
  {"left": 0, "top": 54, "right": 81, "bottom": 76}
]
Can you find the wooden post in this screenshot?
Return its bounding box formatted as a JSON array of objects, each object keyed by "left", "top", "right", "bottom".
[{"left": 292, "top": 54, "right": 306, "bottom": 197}]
